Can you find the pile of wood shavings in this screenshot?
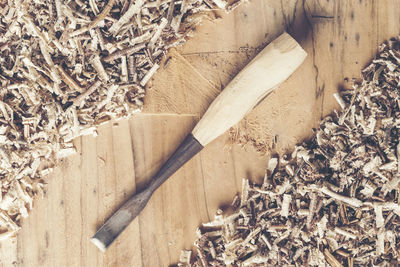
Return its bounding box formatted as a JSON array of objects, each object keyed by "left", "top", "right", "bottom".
[
  {"left": 178, "top": 37, "right": 400, "bottom": 266},
  {"left": 0, "top": 0, "right": 245, "bottom": 239}
]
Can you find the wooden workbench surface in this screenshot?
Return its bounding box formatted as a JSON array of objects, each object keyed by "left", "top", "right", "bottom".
[{"left": 1, "top": 0, "right": 400, "bottom": 266}]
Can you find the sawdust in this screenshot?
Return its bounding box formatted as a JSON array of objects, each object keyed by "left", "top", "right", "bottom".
[
  {"left": 229, "top": 117, "right": 274, "bottom": 154},
  {"left": 229, "top": 68, "right": 313, "bottom": 155}
]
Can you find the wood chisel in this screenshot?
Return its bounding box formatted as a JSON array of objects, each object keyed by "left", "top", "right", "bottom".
[{"left": 91, "top": 32, "right": 307, "bottom": 252}]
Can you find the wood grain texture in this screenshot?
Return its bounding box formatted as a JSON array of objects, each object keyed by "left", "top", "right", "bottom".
[{"left": 0, "top": 0, "right": 399, "bottom": 266}]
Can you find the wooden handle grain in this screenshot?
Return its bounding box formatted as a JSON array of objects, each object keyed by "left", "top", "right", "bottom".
[{"left": 191, "top": 32, "right": 307, "bottom": 146}]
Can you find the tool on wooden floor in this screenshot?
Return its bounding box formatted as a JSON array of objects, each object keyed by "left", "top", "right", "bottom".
[{"left": 91, "top": 32, "right": 307, "bottom": 252}]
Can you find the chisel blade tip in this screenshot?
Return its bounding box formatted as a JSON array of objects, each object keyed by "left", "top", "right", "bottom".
[{"left": 90, "top": 237, "right": 107, "bottom": 253}]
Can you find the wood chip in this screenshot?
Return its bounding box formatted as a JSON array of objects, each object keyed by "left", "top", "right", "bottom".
[{"left": 324, "top": 249, "right": 344, "bottom": 267}]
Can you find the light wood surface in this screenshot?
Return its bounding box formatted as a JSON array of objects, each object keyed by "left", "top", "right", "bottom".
[{"left": 1, "top": 0, "right": 400, "bottom": 266}]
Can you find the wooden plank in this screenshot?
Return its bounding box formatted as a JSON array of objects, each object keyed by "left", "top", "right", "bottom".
[
  {"left": 129, "top": 114, "right": 208, "bottom": 266},
  {"left": 64, "top": 139, "right": 84, "bottom": 267},
  {"left": 95, "top": 122, "right": 118, "bottom": 266},
  {"left": 15, "top": 144, "right": 80, "bottom": 267},
  {"left": 14, "top": 121, "right": 140, "bottom": 266},
  {"left": 80, "top": 134, "right": 103, "bottom": 267},
  {"left": 0, "top": 237, "right": 16, "bottom": 266},
  {"left": 111, "top": 119, "right": 142, "bottom": 266}
]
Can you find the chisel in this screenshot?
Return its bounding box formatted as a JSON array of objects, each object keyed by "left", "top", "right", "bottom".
[{"left": 91, "top": 32, "right": 307, "bottom": 252}]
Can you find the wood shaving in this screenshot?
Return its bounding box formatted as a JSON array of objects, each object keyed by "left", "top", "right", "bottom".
[
  {"left": 0, "top": 0, "right": 243, "bottom": 237},
  {"left": 179, "top": 36, "right": 400, "bottom": 266}
]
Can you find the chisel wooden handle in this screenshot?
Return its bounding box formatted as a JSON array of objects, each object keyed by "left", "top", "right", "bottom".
[{"left": 91, "top": 32, "right": 307, "bottom": 252}]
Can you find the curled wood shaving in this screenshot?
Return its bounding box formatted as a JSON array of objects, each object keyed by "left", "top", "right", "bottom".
[
  {"left": 0, "top": 0, "right": 238, "bottom": 237},
  {"left": 179, "top": 36, "right": 400, "bottom": 266}
]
